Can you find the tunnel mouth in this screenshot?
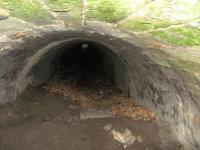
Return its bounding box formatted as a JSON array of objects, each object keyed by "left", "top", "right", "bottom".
[
  {"left": 27, "top": 39, "right": 158, "bottom": 121},
  {"left": 52, "top": 42, "right": 116, "bottom": 90},
  {"left": 29, "top": 39, "right": 129, "bottom": 103},
  {"left": 0, "top": 28, "right": 198, "bottom": 149}
]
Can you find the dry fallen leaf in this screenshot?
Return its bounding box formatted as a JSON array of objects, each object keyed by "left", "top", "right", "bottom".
[
  {"left": 112, "top": 101, "right": 156, "bottom": 121},
  {"left": 43, "top": 78, "right": 157, "bottom": 121},
  {"left": 11, "top": 32, "right": 29, "bottom": 39}
]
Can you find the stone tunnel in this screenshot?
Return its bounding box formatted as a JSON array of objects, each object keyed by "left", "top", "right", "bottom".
[
  {"left": 0, "top": 27, "right": 199, "bottom": 149},
  {"left": 29, "top": 39, "right": 129, "bottom": 95}
]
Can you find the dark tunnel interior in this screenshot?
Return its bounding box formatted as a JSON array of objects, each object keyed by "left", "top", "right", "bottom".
[
  {"left": 31, "top": 41, "right": 129, "bottom": 95},
  {"left": 54, "top": 43, "right": 110, "bottom": 86}
]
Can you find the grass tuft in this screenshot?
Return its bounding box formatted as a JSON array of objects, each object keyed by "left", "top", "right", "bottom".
[
  {"left": 0, "top": 0, "right": 53, "bottom": 21},
  {"left": 87, "top": 0, "right": 132, "bottom": 23},
  {"left": 151, "top": 26, "right": 200, "bottom": 46},
  {"left": 118, "top": 18, "right": 172, "bottom": 31}
]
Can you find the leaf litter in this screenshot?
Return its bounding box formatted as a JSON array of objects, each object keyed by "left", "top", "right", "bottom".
[{"left": 43, "top": 73, "right": 156, "bottom": 121}]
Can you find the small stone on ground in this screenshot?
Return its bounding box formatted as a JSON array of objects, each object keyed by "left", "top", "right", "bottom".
[
  {"left": 103, "top": 124, "right": 112, "bottom": 131},
  {"left": 136, "top": 135, "right": 143, "bottom": 143},
  {"left": 112, "top": 128, "right": 136, "bottom": 148}
]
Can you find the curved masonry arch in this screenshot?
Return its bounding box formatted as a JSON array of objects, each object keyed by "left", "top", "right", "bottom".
[
  {"left": 0, "top": 27, "right": 199, "bottom": 149},
  {"left": 18, "top": 38, "right": 129, "bottom": 95}
]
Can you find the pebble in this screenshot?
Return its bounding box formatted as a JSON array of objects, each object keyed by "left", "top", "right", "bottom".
[
  {"left": 69, "top": 105, "right": 76, "bottom": 109},
  {"left": 0, "top": 8, "right": 9, "bottom": 20},
  {"left": 103, "top": 124, "right": 112, "bottom": 131},
  {"left": 112, "top": 128, "right": 136, "bottom": 148},
  {"left": 136, "top": 135, "right": 143, "bottom": 143},
  {"left": 0, "top": 15, "right": 8, "bottom": 20}
]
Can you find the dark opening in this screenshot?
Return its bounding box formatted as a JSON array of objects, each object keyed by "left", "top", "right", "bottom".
[
  {"left": 31, "top": 40, "right": 128, "bottom": 95},
  {"left": 54, "top": 42, "right": 112, "bottom": 87}
]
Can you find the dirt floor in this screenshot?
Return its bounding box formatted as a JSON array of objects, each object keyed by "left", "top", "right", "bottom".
[
  {"left": 0, "top": 85, "right": 182, "bottom": 150},
  {"left": 0, "top": 69, "right": 182, "bottom": 150}
]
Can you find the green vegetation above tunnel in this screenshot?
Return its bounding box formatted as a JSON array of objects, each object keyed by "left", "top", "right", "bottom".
[
  {"left": 118, "top": 18, "right": 200, "bottom": 46},
  {"left": 87, "top": 0, "right": 133, "bottom": 23},
  {"left": 151, "top": 26, "right": 200, "bottom": 46},
  {"left": 118, "top": 18, "right": 172, "bottom": 31},
  {"left": 47, "top": 0, "right": 82, "bottom": 19},
  {"left": 46, "top": 0, "right": 134, "bottom": 23},
  {"left": 0, "top": 0, "right": 53, "bottom": 21}
]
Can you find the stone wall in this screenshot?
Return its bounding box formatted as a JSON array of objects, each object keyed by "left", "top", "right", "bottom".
[{"left": 0, "top": 26, "right": 199, "bottom": 149}]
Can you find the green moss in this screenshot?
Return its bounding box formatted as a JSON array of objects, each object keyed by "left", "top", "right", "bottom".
[
  {"left": 48, "top": 0, "right": 81, "bottom": 9},
  {"left": 169, "top": 59, "right": 200, "bottom": 79},
  {"left": 47, "top": 0, "right": 81, "bottom": 19},
  {"left": 170, "top": 60, "right": 188, "bottom": 72},
  {"left": 87, "top": 0, "right": 132, "bottom": 23},
  {"left": 151, "top": 26, "right": 200, "bottom": 46},
  {"left": 147, "top": 48, "right": 200, "bottom": 79},
  {"left": 118, "top": 19, "right": 171, "bottom": 31},
  {"left": 0, "top": 0, "right": 53, "bottom": 21},
  {"left": 153, "top": 20, "right": 171, "bottom": 29},
  {"left": 118, "top": 19, "right": 155, "bottom": 31},
  {"left": 145, "top": 48, "right": 171, "bottom": 67}
]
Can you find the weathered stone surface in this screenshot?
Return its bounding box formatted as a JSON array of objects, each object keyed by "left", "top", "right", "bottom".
[
  {"left": 0, "top": 8, "right": 9, "bottom": 20},
  {"left": 0, "top": 24, "right": 199, "bottom": 149}
]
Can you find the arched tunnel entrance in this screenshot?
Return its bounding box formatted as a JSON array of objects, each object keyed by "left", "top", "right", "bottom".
[
  {"left": 56, "top": 42, "right": 118, "bottom": 86},
  {"left": 0, "top": 29, "right": 199, "bottom": 149},
  {"left": 53, "top": 41, "right": 126, "bottom": 93},
  {"left": 30, "top": 40, "right": 129, "bottom": 98}
]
